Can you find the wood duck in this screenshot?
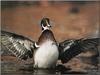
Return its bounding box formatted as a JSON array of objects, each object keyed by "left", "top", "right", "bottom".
[{"left": 1, "top": 18, "right": 100, "bottom": 69}]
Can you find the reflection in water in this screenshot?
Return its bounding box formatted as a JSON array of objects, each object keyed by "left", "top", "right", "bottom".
[{"left": 1, "top": 61, "right": 88, "bottom": 75}]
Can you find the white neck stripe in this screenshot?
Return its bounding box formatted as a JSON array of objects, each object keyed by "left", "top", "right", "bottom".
[{"left": 42, "top": 24, "right": 50, "bottom": 32}]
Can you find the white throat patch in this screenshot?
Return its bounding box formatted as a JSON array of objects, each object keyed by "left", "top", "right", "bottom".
[{"left": 42, "top": 24, "right": 50, "bottom": 31}]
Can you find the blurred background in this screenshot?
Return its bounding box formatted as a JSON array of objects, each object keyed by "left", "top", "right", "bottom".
[
  {"left": 1, "top": 1, "right": 99, "bottom": 42},
  {"left": 1, "top": 1, "right": 100, "bottom": 74}
]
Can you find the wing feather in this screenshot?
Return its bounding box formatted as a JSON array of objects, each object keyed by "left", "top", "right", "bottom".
[
  {"left": 59, "top": 38, "right": 100, "bottom": 63},
  {"left": 1, "top": 30, "right": 36, "bottom": 60}
]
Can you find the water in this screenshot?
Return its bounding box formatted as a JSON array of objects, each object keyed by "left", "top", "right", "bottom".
[{"left": 1, "top": 61, "right": 100, "bottom": 75}]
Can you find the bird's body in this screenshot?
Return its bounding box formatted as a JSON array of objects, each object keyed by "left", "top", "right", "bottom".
[{"left": 34, "top": 29, "right": 59, "bottom": 68}]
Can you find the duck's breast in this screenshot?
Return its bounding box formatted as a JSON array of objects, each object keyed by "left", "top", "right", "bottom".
[{"left": 34, "top": 40, "right": 59, "bottom": 68}]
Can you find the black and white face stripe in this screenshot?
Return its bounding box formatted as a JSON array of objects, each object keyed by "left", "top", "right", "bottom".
[{"left": 41, "top": 18, "right": 51, "bottom": 31}]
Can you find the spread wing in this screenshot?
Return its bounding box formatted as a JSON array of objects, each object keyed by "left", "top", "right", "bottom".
[
  {"left": 1, "top": 30, "right": 36, "bottom": 60},
  {"left": 59, "top": 38, "right": 100, "bottom": 63}
]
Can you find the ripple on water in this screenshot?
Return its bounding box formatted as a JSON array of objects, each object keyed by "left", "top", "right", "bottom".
[{"left": 1, "top": 61, "right": 99, "bottom": 75}]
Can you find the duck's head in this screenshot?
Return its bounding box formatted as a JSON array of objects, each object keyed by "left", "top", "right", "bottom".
[{"left": 40, "top": 18, "right": 51, "bottom": 31}]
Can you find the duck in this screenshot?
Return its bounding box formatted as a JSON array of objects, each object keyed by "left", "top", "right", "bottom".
[{"left": 1, "top": 18, "right": 100, "bottom": 69}]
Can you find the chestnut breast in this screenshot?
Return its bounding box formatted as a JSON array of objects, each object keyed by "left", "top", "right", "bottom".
[{"left": 37, "top": 30, "right": 56, "bottom": 45}]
